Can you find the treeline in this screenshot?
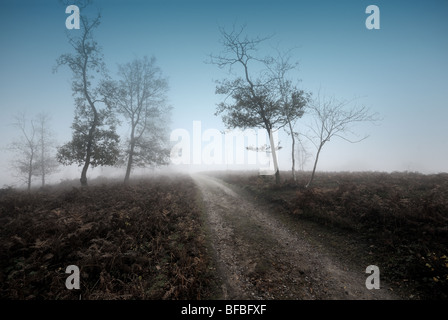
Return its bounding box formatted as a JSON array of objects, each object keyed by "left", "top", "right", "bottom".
[
  {"left": 9, "top": 13, "right": 171, "bottom": 189},
  {"left": 9, "top": 4, "right": 382, "bottom": 189}
]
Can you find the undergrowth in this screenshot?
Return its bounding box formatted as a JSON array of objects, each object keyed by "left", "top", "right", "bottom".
[
  {"left": 215, "top": 170, "right": 448, "bottom": 300},
  {"left": 0, "top": 175, "right": 215, "bottom": 300}
]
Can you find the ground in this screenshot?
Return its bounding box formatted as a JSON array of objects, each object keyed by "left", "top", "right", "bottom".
[
  {"left": 0, "top": 176, "right": 215, "bottom": 300},
  {"left": 193, "top": 173, "right": 398, "bottom": 300},
  {"left": 205, "top": 170, "right": 448, "bottom": 300},
  {"left": 1, "top": 171, "right": 447, "bottom": 300}
]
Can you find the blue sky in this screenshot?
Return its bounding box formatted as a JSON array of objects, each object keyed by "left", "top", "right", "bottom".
[{"left": 0, "top": 0, "right": 447, "bottom": 186}]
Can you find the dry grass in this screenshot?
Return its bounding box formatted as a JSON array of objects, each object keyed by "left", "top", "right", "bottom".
[
  {"left": 215, "top": 170, "right": 448, "bottom": 299},
  {"left": 0, "top": 174, "right": 217, "bottom": 300}
]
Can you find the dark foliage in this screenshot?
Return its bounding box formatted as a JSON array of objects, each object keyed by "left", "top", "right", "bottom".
[
  {"left": 216, "top": 170, "right": 448, "bottom": 299},
  {"left": 0, "top": 175, "right": 215, "bottom": 300}
]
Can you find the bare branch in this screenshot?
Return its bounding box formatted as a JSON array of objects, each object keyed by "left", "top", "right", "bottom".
[{"left": 304, "top": 92, "right": 381, "bottom": 187}]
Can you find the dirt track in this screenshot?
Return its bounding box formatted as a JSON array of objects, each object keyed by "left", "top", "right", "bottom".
[{"left": 193, "top": 173, "right": 400, "bottom": 300}]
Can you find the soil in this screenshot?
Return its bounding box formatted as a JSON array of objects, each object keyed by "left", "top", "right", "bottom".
[{"left": 193, "top": 173, "right": 401, "bottom": 300}]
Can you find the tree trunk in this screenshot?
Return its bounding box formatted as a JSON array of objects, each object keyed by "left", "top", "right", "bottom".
[
  {"left": 27, "top": 157, "right": 33, "bottom": 192},
  {"left": 80, "top": 156, "right": 89, "bottom": 187},
  {"left": 41, "top": 131, "right": 45, "bottom": 188},
  {"left": 124, "top": 124, "right": 136, "bottom": 184},
  {"left": 288, "top": 120, "right": 296, "bottom": 182},
  {"left": 124, "top": 146, "right": 134, "bottom": 184},
  {"left": 80, "top": 110, "right": 98, "bottom": 187},
  {"left": 80, "top": 44, "right": 98, "bottom": 187},
  {"left": 268, "top": 128, "right": 280, "bottom": 184},
  {"left": 80, "top": 165, "right": 88, "bottom": 187},
  {"left": 306, "top": 142, "right": 324, "bottom": 188}
]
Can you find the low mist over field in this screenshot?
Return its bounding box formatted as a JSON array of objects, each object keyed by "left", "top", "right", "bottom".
[
  {"left": 0, "top": 0, "right": 447, "bottom": 313},
  {"left": 0, "top": 0, "right": 447, "bottom": 189}
]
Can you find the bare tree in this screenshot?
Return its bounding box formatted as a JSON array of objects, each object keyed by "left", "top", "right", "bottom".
[
  {"left": 54, "top": 14, "right": 120, "bottom": 186},
  {"left": 113, "top": 56, "right": 170, "bottom": 184},
  {"left": 304, "top": 93, "right": 380, "bottom": 188},
  {"left": 9, "top": 113, "right": 37, "bottom": 191},
  {"left": 9, "top": 113, "right": 59, "bottom": 190},
  {"left": 34, "top": 113, "right": 59, "bottom": 187},
  {"left": 209, "top": 25, "right": 305, "bottom": 183}
]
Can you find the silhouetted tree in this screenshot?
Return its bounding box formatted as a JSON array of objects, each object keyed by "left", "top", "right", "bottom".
[
  {"left": 54, "top": 14, "right": 120, "bottom": 186},
  {"left": 113, "top": 56, "right": 171, "bottom": 183},
  {"left": 209, "top": 25, "right": 306, "bottom": 183},
  {"left": 304, "top": 92, "right": 380, "bottom": 188}
]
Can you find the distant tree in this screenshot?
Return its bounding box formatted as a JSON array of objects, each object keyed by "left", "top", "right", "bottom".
[
  {"left": 34, "top": 113, "right": 59, "bottom": 187},
  {"left": 113, "top": 56, "right": 171, "bottom": 184},
  {"left": 9, "top": 112, "right": 59, "bottom": 190},
  {"left": 304, "top": 92, "right": 380, "bottom": 188},
  {"left": 295, "top": 133, "right": 312, "bottom": 172},
  {"left": 209, "top": 25, "right": 305, "bottom": 183},
  {"left": 9, "top": 113, "right": 37, "bottom": 191},
  {"left": 54, "top": 14, "right": 120, "bottom": 186}
]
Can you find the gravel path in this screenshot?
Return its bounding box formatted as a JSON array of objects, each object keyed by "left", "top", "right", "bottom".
[{"left": 193, "top": 173, "right": 399, "bottom": 300}]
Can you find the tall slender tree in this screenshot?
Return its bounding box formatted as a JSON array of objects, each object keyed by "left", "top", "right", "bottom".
[
  {"left": 114, "top": 56, "right": 171, "bottom": 183},
  {"left": 268, "top": 51, "right": 310, "bottom": 181},
  {"left": 34, "top": 113, "right": 59, "bottom": 187},
  {"left": 54, "top": 14, "right": 120, "bottom": 186}
]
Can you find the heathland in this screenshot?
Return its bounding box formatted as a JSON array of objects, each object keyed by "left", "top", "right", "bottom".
[{"left": 1, "top": 171, "right": 447, "bottom": 300}]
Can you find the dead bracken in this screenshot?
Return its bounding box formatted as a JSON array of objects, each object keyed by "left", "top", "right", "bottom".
[{"left": 0, "top": 174, "right": 216, "bottom": 300}]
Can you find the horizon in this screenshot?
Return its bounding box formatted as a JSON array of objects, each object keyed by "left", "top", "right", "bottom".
[
  {"left": 4, "top": 167, "right": 447, "bottom": 192},
  {"left": 1, "top": 0, "right": 447, "bottom": 188}
]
